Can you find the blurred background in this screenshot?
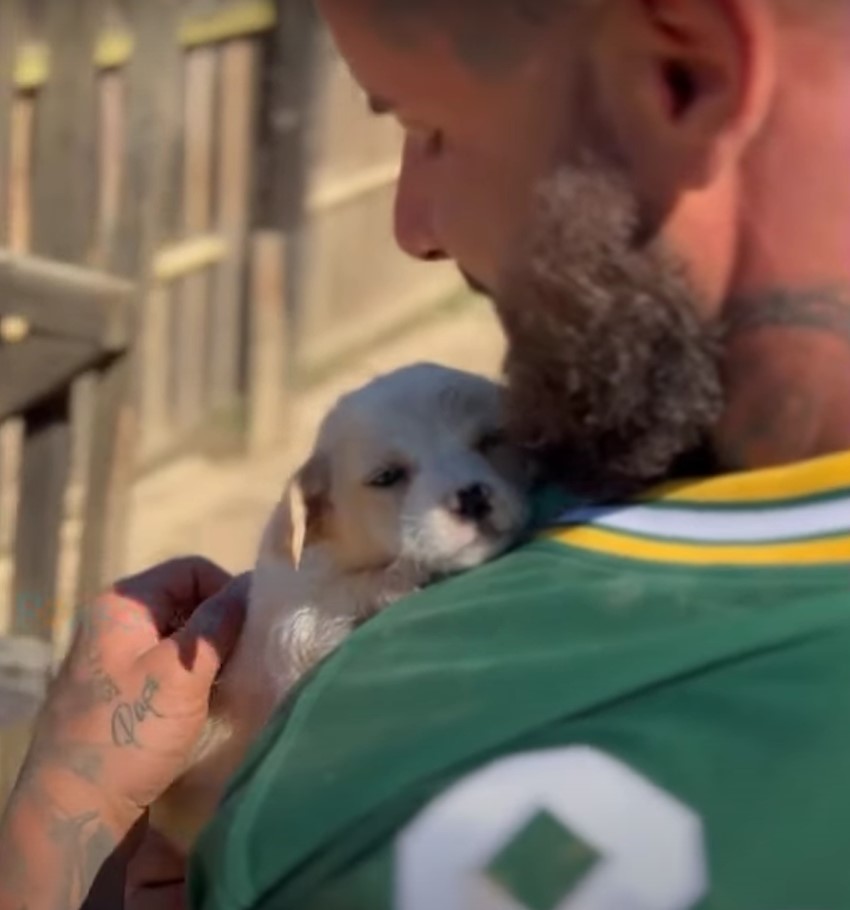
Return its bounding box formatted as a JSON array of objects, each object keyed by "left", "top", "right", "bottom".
[{"left": 0, "top": 0, "right": 504, "bottom": 794}]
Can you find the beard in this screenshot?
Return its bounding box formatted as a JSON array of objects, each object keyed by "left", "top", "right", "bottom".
[{"left": 494, "top": 156, "right": 724, "bottom": 501}]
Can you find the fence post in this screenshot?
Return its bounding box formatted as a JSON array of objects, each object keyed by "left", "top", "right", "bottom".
[{"left": 247, "top": 230, "right": 289, "bottom": 454}]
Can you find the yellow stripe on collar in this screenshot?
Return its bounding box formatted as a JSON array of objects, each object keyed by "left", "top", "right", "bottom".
[
  {"left": 542, "top": 451, "right": 850, "bottom": 566},
  {"left": 542, "top": 525, "right": 850, "bottom": 566},
  {"left": 644, "top": 450, "right": 850, "bottom": 507}
]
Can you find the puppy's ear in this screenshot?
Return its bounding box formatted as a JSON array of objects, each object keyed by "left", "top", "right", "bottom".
[{"left": 278, "top": 454, "right": 330, "bottom": 568}]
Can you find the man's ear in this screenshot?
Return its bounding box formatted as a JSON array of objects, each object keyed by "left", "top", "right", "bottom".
[
  {"left": 278, "top": 453, "right": 331, "bottom": 568},
  {"left": 588, "top": 0, "right": 777, "bottom": 190}
]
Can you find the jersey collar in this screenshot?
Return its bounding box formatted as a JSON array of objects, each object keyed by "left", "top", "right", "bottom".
[{"left": 542, "top": 450, "right": 850, "bottom": 566}]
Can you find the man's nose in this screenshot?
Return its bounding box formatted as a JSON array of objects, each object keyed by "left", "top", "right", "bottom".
[{"left": 393, "top": 138, "right": 447, "bottom": 262}]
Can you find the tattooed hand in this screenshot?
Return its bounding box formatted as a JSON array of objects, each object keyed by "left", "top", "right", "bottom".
[{"left": 0, "top": 557, "right": 249, "bottom": 910}]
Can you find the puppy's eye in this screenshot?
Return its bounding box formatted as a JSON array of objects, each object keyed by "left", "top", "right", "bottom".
[
  {"left": 367, "top": 465, "right": 408, "bottom": 489},
  {"left": 477, "top": 429, "right": 507, "bottom": 454}
]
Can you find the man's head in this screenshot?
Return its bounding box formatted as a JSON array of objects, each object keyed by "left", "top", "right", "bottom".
[{"left": 317, "top": 0, "right": 850, "bottom": 495}]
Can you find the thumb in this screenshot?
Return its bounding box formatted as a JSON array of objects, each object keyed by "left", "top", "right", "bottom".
[{"left": 155, "top": 573, "right": 250, "bottom": 687}]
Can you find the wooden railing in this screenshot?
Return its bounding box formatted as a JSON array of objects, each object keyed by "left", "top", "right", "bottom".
[{"left": 0, "top": 251, "right": 133, "bottom": 806}]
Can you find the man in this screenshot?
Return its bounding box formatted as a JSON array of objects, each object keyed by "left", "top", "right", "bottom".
[
  {"left": 184, "top": 0, "right": 850, "bottom": 906},
  {"left": 187, "top": 1, "right": 850, "bottom": 906},
  {"left": 1, "top": 0, "right": 849, "bottom": 907}
]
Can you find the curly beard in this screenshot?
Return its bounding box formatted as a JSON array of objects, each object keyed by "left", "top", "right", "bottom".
[{"left": 494, "top": 160, "right": 724, "bottom": 500}]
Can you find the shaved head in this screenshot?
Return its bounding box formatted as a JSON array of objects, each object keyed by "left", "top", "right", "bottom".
[
  {"left": 371, "top": 0, "right": 560, "bottom": 19},
  {"left": 370, "top": 0, "right": 839, "bottom": 55},
  {"left": 367, "top": 0, "right": 567, "bottom": 71}
]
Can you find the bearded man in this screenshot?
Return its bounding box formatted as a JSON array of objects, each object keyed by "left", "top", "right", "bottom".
[
  {"left": 187, "top": 3, "right": 850, "bottom": 907},
  {"left": 2, "top": 2, "right": 849, "bottom": 909}
]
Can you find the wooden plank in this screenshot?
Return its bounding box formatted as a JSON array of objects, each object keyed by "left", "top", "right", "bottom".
[
  {"left": 0, "top": 0, "right": 18, "bottom": 248},
  {"left": 31, "top": 0, "right": 102, "bottom": 264},
  {"left": 70, "top": 1, "right": 140, "bottom": 595},
  {"left": 183, "top": 47, "right": 217, "bottom": 250},
  {"left": 179, "top": 0, "right": 275, "bottom": 48},
  {"left": 11, "top": 392, "right": 72, "bottom": 639},
  {"left": 175, "top": 44, "right": 217, "bottom": 432},
  {"left": 153, "top": 233, "right": 227, "bottom": 282},
  {"left": 0, "top": 420, "right": 21, "bottom": 560},
  {"left": 7, "top": 95, "right": 34, "bottom": 254},
  {"left": 0, "top": 315, "right": 29, "bottom": 343},
  {"left": 108, "top": 0, "right": 180, "bottom": 277},
  {"left": 12, "top": 42, "right": 50, "bottom": 90},
  {"left": 73, "top": 22, "right": 130, "bottom": 547},
  {"left": 138, "top": 284, "right": 171, "bottom": 460},
  {"left": 0, "top": 336, "right": 101, "bottom": 421},
  {"left": 0, "top": 251, "right": 133, "bottom": 349},
  {"left": 122, "top": 0, "right": 184, "bottom": 460},
  {"left": 254, "top": 0, "right": 319, "bottom": 233},
  {"left": 18, "top": 0, "right": 49, "bottom": 55},
  {"left": 90, "top": 67, "right": 126, "bottom": 270},
  {"left": 251, "top": 0, "right": 321, "bottom": 396},
  {"left": 11, "top": 29, "right": 134, "bottom": 80},
  {"left": 211, "top": 37, "right": 257, "bottom": 410},
  {"left": 2, "top": 13, "right": 28, "bottom": 635},
  {"left": 247, "top": 231, "right": 289, "bottom": 453},
  {"left": 306, "top": 161, "right": 400, "bottom": 214},
  {"left": 76, "top": 355, "right": 134, "bottom": 607},
  {"left": 93, "top": 26, "right": 134, "bottom": 69}
]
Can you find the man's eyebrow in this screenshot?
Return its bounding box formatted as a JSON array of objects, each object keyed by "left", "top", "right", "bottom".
[{"left": 367, "top": 94, "right": 395, "bottom": 115}]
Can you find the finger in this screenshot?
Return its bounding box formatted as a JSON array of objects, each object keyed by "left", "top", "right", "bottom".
[
  {"left": 110, "top": 557, "right": 235, "bottom": 638},
  {"left": 78, "top": 557, "right": 233, "bottom": 654},
  {"left": 125, "top": 824, "right": 187, "bottom": 894},
  {"left": 151, "top": 573, "right": 250, "bottom": 687}
]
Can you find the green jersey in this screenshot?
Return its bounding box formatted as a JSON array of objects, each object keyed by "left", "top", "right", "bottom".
[{"left": 189, "top": 451, "right": 850, "bottom": 910}]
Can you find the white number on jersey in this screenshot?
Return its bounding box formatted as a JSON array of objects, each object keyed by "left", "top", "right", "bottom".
[{"left": 396, "top": 746, "right": 708, "bottom": 910}]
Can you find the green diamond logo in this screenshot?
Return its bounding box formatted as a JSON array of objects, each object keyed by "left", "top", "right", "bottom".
[{"left": 485, "top": 809, "right": 600, "bottom": 910}]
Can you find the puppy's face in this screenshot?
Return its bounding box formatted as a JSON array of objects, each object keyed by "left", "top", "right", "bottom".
[{"left": 279, "top": 364, "right": 531, "bottom": 579}]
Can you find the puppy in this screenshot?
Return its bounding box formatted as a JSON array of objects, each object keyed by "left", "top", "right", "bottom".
[{"left": 151, "top": 362, "right": 532, "bottom": 852}]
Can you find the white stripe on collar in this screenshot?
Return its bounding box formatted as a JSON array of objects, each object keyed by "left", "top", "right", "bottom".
[{"left": 556, "top": 495, "right": 850, "bottom": 545}]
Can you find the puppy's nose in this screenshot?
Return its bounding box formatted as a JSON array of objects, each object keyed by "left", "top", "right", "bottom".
[{"left": 452, "top": 483, "right": 493, "bottom": 522}]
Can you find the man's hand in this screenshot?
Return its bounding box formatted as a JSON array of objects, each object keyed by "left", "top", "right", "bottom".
[
  {"left": 28, "top": 556, "right": 249, "bottom": 824},
  {"left": 0, "top": 557, "right": 249, "bottom": 910}
]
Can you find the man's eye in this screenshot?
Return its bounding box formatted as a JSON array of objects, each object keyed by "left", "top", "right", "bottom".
[{"left": 367, "top": 466, "right": 408, "bottom": 489}]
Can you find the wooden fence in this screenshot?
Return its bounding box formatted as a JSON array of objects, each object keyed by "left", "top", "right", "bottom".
[
  {"left": 281, "top": 18, "right": 461, "bottom": 380},
  {"left": 0, "top": 0, "right": 461, "bottom": 635},
  {"left": 0, "top": 0, "right": 463, "bottom": 815},
  {"left": 0, "top": 0, "right": 287, "bottom": 472}
]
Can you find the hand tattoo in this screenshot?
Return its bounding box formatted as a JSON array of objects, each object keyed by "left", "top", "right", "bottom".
[
  {"left": 111, "top": 676, "right": 164, "bottom": 749},
  {"left": 0, "top": 787, "right": 118, "bottom": 910},
  {"left": 48, "top": 807, "right": 116, "bottom": 910}
]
